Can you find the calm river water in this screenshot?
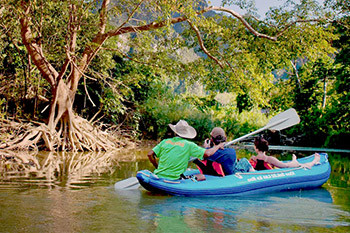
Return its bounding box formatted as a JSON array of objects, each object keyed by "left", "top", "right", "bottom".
[{"left": 0, "top": 147, "right": 349, "bottom": 232}]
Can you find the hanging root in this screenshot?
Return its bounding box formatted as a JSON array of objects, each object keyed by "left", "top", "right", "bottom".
[{"left": 0, "top": 117, "right": 134, "bottom": 151}]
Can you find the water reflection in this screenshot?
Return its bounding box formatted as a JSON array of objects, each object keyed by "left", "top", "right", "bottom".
[
  {"left": 114, "top": 188, "right": 350, "bottom": 232},
  {"left": 0, "top": 150, "right": 139, "bottom": 189}
]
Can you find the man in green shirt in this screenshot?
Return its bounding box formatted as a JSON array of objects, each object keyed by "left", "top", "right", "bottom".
[{"left": 147, "top": 120, "right": 224, "bottom": 180}]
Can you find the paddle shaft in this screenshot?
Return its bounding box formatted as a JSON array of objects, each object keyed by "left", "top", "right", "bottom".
[{"left": 225, "top": 118, "right": 288, "bottom": 147}]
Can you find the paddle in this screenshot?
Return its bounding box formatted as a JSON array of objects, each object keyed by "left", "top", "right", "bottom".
[
  {"left": 225, "top": 108, "right": 300, "bottom": 147},
  {"left": 114, "top": 177, "right": 140, "bottom": 190}
]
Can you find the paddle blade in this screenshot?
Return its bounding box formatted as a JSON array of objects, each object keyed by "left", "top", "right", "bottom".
[
  {"left": 266, "top": 108, "right": 300, "bottom": 131},
  {"left": 225, "top": 108, "right": 300, "bottom": 147},
  {"left": 114, "top": 177, "right": 140, "bottom": 190}
]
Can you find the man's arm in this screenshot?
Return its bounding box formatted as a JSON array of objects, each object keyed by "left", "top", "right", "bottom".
[
  {"left": 147, "top": 150, "right": 158, "bottom": 168},
  {"left": 203, "top": 143, "right": 225, "bottom": 158}
]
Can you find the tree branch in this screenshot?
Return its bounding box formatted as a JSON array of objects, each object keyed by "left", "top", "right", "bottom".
[
  {"left": 99, "top": 0, "right": 110, "bottom": 34},
  {"left": 110, "top": 0, "right": 146, "bottom": 35},
  {"left": 78, "top": 4, "right": 322, "bottom": 94},
  {"left": 208, "top": 6, "right": 277, "bottom": 41},
  {"left": 291, "top": 60, "right": 302, "bottom": 90},
  {"left": 107, "top": 15, "right": 188, "bottom": 36},
  {"left": 86, "top": 0, "right": 146, "bottom": 69},
  {"left": 187, "top": 20, "right": 224, "bottom": 69},
  {"left": 106, "top": 6, "right": 278, "bottom": 42},
  {"left": 64, "top": 2, "right": 81, "bottom": 88},
  {"left": 20, "top": 0, "right": 58, "bottom": 87},
  {"left": 0, "top": 6, "right": 4, "bottom": 16},
  {"left": 276, "top": 19, "right": 325, "bottom": 37},
  {"left": 75, "top": 0, "right": 145, "bottom": 92},
  {"left": 102, "top": 46, "right": 161, "bottom": 68}
]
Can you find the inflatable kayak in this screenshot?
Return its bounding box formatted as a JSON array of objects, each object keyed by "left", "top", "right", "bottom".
[{"left": 136, "top": 153, "right": 331, "bottom": 197}]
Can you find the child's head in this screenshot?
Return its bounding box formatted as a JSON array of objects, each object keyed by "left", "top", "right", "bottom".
[{"left": 254, "top": 136, "right": 269, "bottom": 152}]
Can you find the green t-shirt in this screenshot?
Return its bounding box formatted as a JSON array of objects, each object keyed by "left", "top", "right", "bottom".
[{"left": 152, "top": 137, "right": 206, "bottom": 180}]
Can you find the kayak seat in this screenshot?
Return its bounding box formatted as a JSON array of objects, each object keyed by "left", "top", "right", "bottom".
[
  {"left": 249, "top": 159, "right": 274, "bottom": 170},
  {"left": 193, "top": 159, "right": 225, "bottom": 177}
]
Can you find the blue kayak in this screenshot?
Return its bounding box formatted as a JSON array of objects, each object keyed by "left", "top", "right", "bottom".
[{"left": 136, "top": 153, "right": 331, "bottom": 197}]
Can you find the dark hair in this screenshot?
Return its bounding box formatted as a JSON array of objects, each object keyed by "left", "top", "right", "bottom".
[
  {"left": 254, "top": 136, "right": 269, "bottom": 152},
  {"left": 212, "top": 135, "right": 226, "bottom": 145},
  {"left": 164, "top": 124, "right": 176, "bottom": 139}
]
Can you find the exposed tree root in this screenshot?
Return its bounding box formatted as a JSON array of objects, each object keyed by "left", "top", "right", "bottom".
[{"left": 0, "top": 117, "right": 134, "bottom": 151}]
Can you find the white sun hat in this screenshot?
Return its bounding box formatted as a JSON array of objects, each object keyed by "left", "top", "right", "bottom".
[{"left": 169, "top": 120, "right": 197, "bottom": 139}]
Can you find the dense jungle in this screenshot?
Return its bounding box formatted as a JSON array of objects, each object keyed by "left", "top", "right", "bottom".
[{"left": 0, "top": 0, "right": 349, "bottom": 156}]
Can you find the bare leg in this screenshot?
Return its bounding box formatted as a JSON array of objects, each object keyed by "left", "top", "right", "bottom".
[{"left": 301, "top": 153, "right": 321, "bottom": 169}]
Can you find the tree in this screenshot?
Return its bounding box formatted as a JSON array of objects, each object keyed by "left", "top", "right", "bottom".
[
  {"left": 0, "top": 0, "right": 336, "bottom": 151},
  {"left": 323, "top": 7, "right": 350, "bottom": 148}
]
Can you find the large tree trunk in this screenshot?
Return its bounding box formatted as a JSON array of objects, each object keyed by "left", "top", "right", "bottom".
[{"left": 0, "top": 79, "right": 122, "bottom": 151}]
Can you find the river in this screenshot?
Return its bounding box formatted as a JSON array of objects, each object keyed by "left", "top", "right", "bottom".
[{"left": 0, "top": 148, "right": 349, "bottom": 232}]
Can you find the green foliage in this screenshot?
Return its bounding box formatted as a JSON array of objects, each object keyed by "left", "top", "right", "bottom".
[
  {"left": 140, "top": 89, "right": 211, "bottom": 140},
  {"left": 0, "top": 0, "right": 100, "bottom": 119},
  {"left": 0, "top": 0, "right": 347, "bottom": 150},
  {"left": 236, "top": 92, "right": 253, "bottom": 113},
  {"left": 327, "top": 16, "right": 350, "bottom": 133},
  {"left": 268, "top": 79, "right": 295, "bottom": 112},
  {"left": 0, "top": 38, "right": 47, "bottom": 119},
  {"left": 328, "top": 153, "right": 350, "bottom": 188},
  {"left": 139, "top": 81, "right": 269, "bottom": 143},
  {"left": 215, "top": 106, "right": 268, "bottom": 140},
  {"left": 324, "top": 131, "right": 350, "bottom": 149},
  {"left": 267, "top": 14, "right": 349, "bottom": 148},
  {"left": 182, "top": 14, "right": 277, "bottom": 106},
  {"left": 182, "top": 93, "right": 220, "bottom": 112}
]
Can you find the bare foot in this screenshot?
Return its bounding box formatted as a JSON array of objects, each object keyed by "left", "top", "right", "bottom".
[
  {"left": 301, "top": 153, "right": 321, "bottom": 169},
  {"left": 287, "top": 154, "right": 300, "bottom": 168},
  {"left": 292, "top": 154, "right": 298, "bottom": 162},
  {"left": 313, "top": 153, "right": 321, "bottom": 165}
]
